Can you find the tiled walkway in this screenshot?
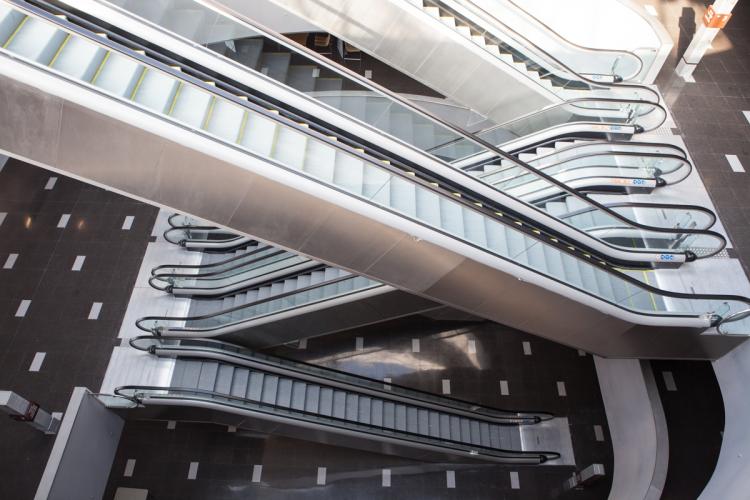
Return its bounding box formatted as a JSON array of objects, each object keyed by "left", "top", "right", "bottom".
[{"left": 0, "top": 159, "right": 157, "bottom": 500}]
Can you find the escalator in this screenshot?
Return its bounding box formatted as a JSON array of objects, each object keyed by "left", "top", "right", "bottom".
[
  {"left": 1, "top": 0, "right": 748, "bottom": 358},
  {"left": 118, "top": 336, "right": 567, "bottom": 464},
  {"left": 163, "top": 213, "right": 256, "bottom": 250},
  {"left": 469, "top": 0, "right": 661, "bottom": 84},
  {"left": 150, "top": 218, "right": 442, "bottom": 345},
  {"left": 257, "top": 0, "right": 667, "bottom": 133},
  {"left": 57, "top": 0, "right": 720, "bottom": 269}
]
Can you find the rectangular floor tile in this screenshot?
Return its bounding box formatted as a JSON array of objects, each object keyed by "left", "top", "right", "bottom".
[
  {"left": 15, "top": 299, "right": 31, "bottom": 317},
  {"left": 3, "top": 253, "right": 18, "bottom": 269},
  {"left": 122, "top": 216, "right": 135, "bottom": 230},
  {"left": 187, "top": 462, "right": 199, "bottom": 480},
  {"left": 88, "top": 302, "right": 103, "bottom": 320},
  {"left": 726, "top": 155, "right": 745, "bottom": 173},
  {"left": 29, "top": 352, "right": 46, "bottom": 372}
]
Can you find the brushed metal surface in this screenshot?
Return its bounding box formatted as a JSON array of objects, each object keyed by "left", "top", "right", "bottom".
[
  {"left": 0, "top": 72, "right": 743, "bottom": 359},
  {"left": 0, "top": 76, "right": 62, "bottom": 167}
]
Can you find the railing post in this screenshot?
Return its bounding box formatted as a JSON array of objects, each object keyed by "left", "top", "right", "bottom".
[{"left": 675, "top": 0, "right": 738, "bottom": 81}]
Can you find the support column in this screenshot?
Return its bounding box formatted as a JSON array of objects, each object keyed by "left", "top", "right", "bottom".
[{"left": 675, "top": 0, "right": 738, "bottom": 81}]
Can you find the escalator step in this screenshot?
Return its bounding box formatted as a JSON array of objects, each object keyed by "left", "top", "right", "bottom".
[
  {"left": 261, "top": 374, "right": 279, "bottom": 404},
  {"left": 247, "top": 371, "right": 264, "bottom": 401},
  {"left": 319, "top": 387, "right": 334, "bottom": 416},
  {"left": 214, "top": 364, "right": 234, "bottom": 394},
  {"left": 371, "top": 399, "right": 384, "bottom": 427},
  {"left": 290, "top": 381, "right": 307, "bottom": 410},
  {"left": 305, "top": 384, "right": 321, "bottom": 413},
  {"left": 358, "top": 396, "right": 372, "bottom": 425},
  {"left": 345, "top": 393, "right": 359, "bottom": 421},
  {"left": 230, "top": 368, "right": 250, "bottom": 398},
  {"left": 332, "top": 390, "right": 347, "bottom": 419},
  {"left": 197, "top": 361, "right": 218, "bottom": 391},
  {"left": 395, "top": 404, "right": 407, "bottom": 431},
  {"left": 406, "top": 406, "right": 419, "bottom": 434},
  {"left": 383, "top": 401, "right": 395, "bottom": 429},
  {"left": 276, "top": 378, "right": 293, "bottom": 407}
]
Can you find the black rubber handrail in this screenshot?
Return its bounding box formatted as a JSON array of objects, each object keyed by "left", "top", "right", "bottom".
[
  {"left": 504, "top": 0, "right": 650, "bottom": 80},
  {"left": 474, "top": 151, "right": 691, "bottom": 185},
  {"left": 129, "top": 336, "right": 554, "bottom": 423},
  {"left": 558, "top": 201, "right": 718, "bottom": 230},
  {"left": 167, "top": 212, "right": 213, "bottom": 229},
  {"left": 149, "top": 261, "right": 326, "bottom": 296},
  {"left": 114, "top": 385, "right": 559, "bottom": 464},
  {"left": 151, "top": 242, "right": 274, "bottom": 276},
  {"left": 162, "top": 225, "right": 240, "bottom": 244},
  {"left": 422, "top": 0, "right": 656, "bottom": 97},
  {"left": 15, "top": 1, "right": 750, "bottom": 325},
  {"left": 508, "top": 137, "right": 689, "bottom": 159},
  {"left": 151, "top": 249, "right": 290, "bottom": 280},
  {"left": 27, "top": 0, "right": 690, "bottom": 269},
  {"left": 135, "top": 273, "right": 375, "bottom": 333}
]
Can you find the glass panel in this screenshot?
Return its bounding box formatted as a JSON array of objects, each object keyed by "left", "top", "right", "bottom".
[{"left": 6, "top": 4, "right": 746, "bottom": 330}]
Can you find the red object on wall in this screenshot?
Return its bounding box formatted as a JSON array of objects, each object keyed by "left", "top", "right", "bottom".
[{"left": 703, "top": 5, "right": 732, "bottom": 29}]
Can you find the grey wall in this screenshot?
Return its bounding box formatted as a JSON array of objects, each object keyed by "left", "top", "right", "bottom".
[{"left": 35, "top": 388, "right": 124, "bottom": 500}]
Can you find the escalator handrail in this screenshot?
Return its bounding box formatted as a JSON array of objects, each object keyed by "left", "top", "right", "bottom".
[
  {"left": 129, "top": 336, "right": 554, "bottom": 423},
  {"left": 150, "top": 243, "right": 275, "bottom": 276},
  {"left": 557, "top": 201, "right": 718, "bottom": 231},
  {"left": 135, "top": 273, "right": 379, "bottom": 333},
  {"left": 717, "top": 309, "right": 750, "bottom": 336},
  {"left": 423, "top": 0, "right": 655, "bottom": 97},
  {"left": 162, "top": 226, "right": 247, "bottom": 247},
  {"left": 151, "top": 261, "right": 326, "bottom": 295},
  {"left": 509, "top": 137, "right": 689, "bottom": 160},
  {"left": 167, "top": 212, "right": 213, "bottom": 229},
  {"left": 151, "top": 248, "right": 292, "bottom": 280},
  {"left": 12, "top": 1, "right": 750, "bottom": 324},
  {"left": 113, "top": 384, "right": 559, "bottom": 463},
  {"left": 504, "top": 0, "right": 650, "bottom": 80},
  {"left": 18, "top": 0, "right": 671, "bottom": 270},
  {"left": 50, "top": 0, "right": 690, "bottom": 265},
  {"left": 475, "top": 151, "right": 690, "bottom": 179},
  {"left": 427, "top": 95, "right": 668, "bottom": 157}
]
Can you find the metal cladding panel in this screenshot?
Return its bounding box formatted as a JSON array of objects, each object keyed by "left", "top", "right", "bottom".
[
  {"left": 363, "top": 235, "right": 468, "bottom": 293},
  {"left": 56, "top": 100, "right": 167, "bottom": 201},
  {"left": 223, "top": 289, "right": 442, "bottom": 348},
  {"left": 0, "top": 75, "right": 62, "bottom": 166},
  {"left": 226, "top": 173, "right": 338, "bottom": 252},
  {"left": 297, "top": 207, "right": 408, "bottom": 272}
]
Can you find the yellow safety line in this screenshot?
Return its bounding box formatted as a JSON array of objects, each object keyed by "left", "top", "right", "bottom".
[
  {"left": 167, "top": 82, "right": 183, "bottom": 115},
  {"left": 201, "top": 96, "right": 216, "bottom": 130},
  {"left": 90, "top": 51, "right": 111, "bottom": 84},
  {"left": 268, "top": 118, "right": 281, "bottom": 159},
  {"left": 3, "top": 16, "right": 29, "bottom": 49},
  {"left": 642, "top": 270, "right": 658, "bottom": 310},
  {"left": 48, "top": 34, "right": 71, "bottom": 68},
  {"left": 236, "top": 111, "right": 249, "bottom": 144},
  {"left": 129, "top": 67, "right": 147, "bottom": 100}
]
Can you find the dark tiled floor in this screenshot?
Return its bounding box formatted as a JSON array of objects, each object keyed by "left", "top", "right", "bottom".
[
  {"left": 651, "top": 0, "right": 750, "bottom": 275},
  {"left": 643, "top": 0, "right": 749, "bottom": 495},
  {"left": 105, "top": 316, "right": 613, "bottom": 500},
  {"left": 651, "top": 360, "right": 724, "bottom": 500},
  {"left": 0, "top": 158, "right": 158, "bottom": 500}
]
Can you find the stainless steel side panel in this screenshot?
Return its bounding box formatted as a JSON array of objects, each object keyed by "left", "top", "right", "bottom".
[
  {"left": 260, "top": 0, "right": 556, "bottom": 124},
  {"left": 0, "top": 74, "right": 742, "bottom": 359}
]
